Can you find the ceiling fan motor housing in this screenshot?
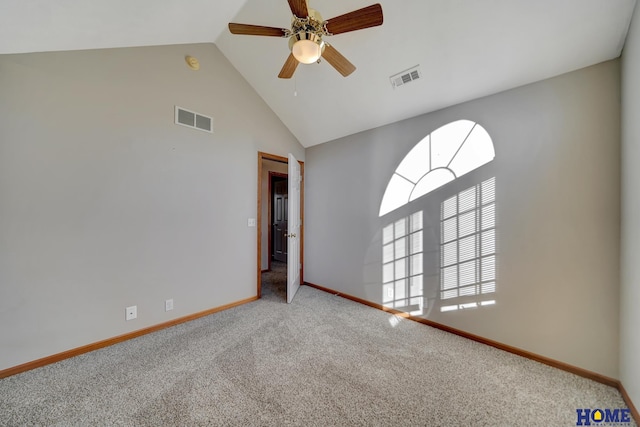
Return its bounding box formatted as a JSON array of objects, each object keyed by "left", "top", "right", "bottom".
[{"left": 288, "top": 8, "right": 327, "bottom": 64}]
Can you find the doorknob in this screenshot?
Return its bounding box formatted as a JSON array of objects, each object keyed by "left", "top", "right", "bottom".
[{"left": 286, "top": 233, "right": 297, "bottom": 238}]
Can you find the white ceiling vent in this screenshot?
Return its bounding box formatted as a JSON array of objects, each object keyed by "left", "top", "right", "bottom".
[
  {"left": 390, "top": 66, "right": 422, "bottom": 89},
  {"left": 175, "top": 106, "right": 213, "bottom": 133}
]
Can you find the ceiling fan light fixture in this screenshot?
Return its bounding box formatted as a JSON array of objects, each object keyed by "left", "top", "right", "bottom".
[
  {"left": 229, "top": 3, "right": 384, "bottom": 78},
  {"left": 290, "top": 32, "right": 325, "bottom": 64}
]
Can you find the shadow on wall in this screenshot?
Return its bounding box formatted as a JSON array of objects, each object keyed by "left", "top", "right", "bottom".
[{"left": 365, "top": 120, "right": 497, "bottom": 319}]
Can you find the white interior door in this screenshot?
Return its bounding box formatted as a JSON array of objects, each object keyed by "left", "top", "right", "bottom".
[{"left": 287, "top": 153, "right": 301, "bottom": 304}]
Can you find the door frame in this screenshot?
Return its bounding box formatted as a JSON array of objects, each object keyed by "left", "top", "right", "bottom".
[
  {"left": 268, "top": 171, "right": 288, "bottom": 272},
  {"left": 257, "top": 152, "right": 304, "bottom": 298}
]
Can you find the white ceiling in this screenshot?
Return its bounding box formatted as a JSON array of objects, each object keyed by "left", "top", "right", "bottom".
[{"left": 1, "top": 0, "right": 636, "bottom": 147}]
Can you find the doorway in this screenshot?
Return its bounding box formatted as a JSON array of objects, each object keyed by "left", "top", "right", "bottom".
[
  {"left": 270, "top": 172, "right": 288, "bottom": 265},
  {"left": 257, "top": 152, "right": 304, "bottom": 300}
]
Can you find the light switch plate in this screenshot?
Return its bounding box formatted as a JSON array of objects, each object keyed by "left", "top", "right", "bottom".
[{"left": 248, "top": 218, "right": 256, "bottom": 227}]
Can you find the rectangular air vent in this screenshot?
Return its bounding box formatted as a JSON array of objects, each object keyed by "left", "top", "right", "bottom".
[
  {"left": 390, "top": 65, "right": 421, "bottom": 89},
  {"left": 175, "top": 106, "right": 213, "bottom": 133}
]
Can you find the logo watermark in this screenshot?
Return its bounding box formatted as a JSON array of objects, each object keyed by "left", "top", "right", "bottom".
[{"left": 576, "top": 408, "right": 632, "bottom": 426}]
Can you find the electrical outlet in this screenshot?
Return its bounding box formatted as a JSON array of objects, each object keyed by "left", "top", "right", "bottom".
[
  {"left": 165, "top": 299, "right": 174, "bottom": 312},
  {"left": 125, "top": 305, "right": 137, "bottom": 321}
]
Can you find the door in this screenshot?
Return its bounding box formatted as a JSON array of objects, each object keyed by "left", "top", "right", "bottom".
[
  {"left": 272, "top": 178, "right": 288, "bottom": 263},
  {"left": 287, "top": 153, "right": 301, "bottom": 304}
]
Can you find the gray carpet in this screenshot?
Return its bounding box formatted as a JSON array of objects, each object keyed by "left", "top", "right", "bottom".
[{"left": 0, "top": 265, "right": 634, "bottom": 426}]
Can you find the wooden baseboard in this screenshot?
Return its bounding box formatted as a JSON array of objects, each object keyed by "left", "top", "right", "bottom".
[
  {"left": 618, "top": 382, "right": 640, "bottom": 425},
  {"left": 0, "top": 296, "right": 258, "bottom": 380},
  {"left": 305, "top": 281, "right": 639, "bottom": 424}
]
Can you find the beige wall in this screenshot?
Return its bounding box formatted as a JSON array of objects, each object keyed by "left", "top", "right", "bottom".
[
  {"left": 0, "top": 43, "right": 304, "bottom": 371},
  {"left": 305, "top": 60, "right": 621, "bottom": 378},
  {"left": 621, "top": 0, "right": 640, "bottom": 410}
]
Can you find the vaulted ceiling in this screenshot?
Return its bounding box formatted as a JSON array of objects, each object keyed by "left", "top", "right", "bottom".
[{"left": 1, "top": 0, "right": 636, "bottom": 147}]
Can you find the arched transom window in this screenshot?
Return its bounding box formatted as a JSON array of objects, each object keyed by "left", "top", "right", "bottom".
[{"left": 379, "top": 120, "right": 495, "bottom": 217}]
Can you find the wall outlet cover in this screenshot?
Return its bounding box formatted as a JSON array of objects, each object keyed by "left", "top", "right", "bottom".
[{"left": 126, "top": 305, "right": 137, "bottom": 321}]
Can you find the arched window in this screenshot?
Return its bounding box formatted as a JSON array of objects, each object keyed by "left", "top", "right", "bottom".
[{"left": 379, "top": 120, "right": 495, "bottom": 217}]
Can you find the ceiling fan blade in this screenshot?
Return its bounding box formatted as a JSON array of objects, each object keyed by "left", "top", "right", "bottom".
[
  {"left": 325, "top": 4, "right": 383, "bottom": 35},
  {"left": 288, "top": 0, "right": 309, "bottom": 18},
  {"left": 278, "top": 53, "right": 299, "bottom": 79},
  {"left": 228, "top": 23, "right": 287, "bottom": 37},
  {"left": 321, "top": 44, "right": 356, "bottom": 77}
]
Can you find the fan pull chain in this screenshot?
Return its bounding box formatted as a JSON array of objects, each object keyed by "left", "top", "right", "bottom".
[{"left": 294, "top": 76, "right": 298, "bottom": 97}]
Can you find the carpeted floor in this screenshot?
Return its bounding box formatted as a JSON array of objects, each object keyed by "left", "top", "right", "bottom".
[
  {"left": 0, "top": 267, "right": 634, "bottom": 426},
  {"left": 261, "top": 260, "right": 287, "bottom": 302}
]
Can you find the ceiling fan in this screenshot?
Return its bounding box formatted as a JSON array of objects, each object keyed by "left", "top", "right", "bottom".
[{"left": 228, "top": 1, "right": 383, "bottom": 78}]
